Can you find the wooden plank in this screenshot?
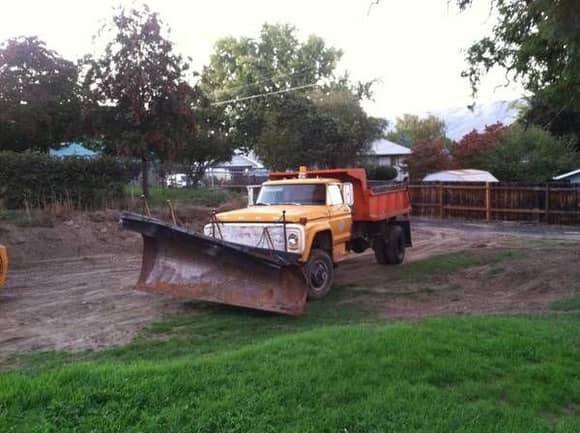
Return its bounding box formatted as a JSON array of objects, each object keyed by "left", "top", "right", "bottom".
[
  {"left": 443, "top": 205, "right": 486, "bottom": 212},
  {"left": 491, "top": 207, "right": 545, "bottom": 214},
  {"left": 491, "top": 186, "right": 550, "bottom": 191},
  {"left": 439, "top": 184, "right": 486, "bottom": 190},
  {"left": 541, "top": 209, "right": 580, "bottom": 216},
  {"left": 485, "top": 182, "right": 491, "bottom": 222},
  {"left": 438, "top": 184, "right": 444, "bottom": 218},
  {"left": 545, "top": 185, "right": 550, "bottom": 223},
  {"left": 412, "top": 203, "right": 441, "bottom": 207}
]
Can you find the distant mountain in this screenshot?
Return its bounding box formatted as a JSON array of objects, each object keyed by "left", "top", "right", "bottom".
[{"left": 431, "top": 100, "right": 521, "bottom": 141}]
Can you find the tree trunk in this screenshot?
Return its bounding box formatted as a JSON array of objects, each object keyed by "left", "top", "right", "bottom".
[{"left": 141, "top": 156, "right": 150, "bottom": 199}]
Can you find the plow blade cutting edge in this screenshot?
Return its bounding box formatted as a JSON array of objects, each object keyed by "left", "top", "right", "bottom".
[{"left": 120, "top": 212, "right": 308, "bottom": 315}]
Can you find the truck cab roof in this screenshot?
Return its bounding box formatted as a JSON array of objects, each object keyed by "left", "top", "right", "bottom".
[{"left": 263, "top": 178, "right": 340, "bottom": 186}]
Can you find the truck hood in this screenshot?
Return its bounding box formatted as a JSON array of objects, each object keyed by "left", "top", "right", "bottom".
[{"left": 216, "top": 205, "right": 329, "bottom": 223}]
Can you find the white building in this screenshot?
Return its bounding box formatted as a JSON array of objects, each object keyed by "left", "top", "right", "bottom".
[
  {"left": 206, "top": 151, "right": 268, "bottom": 183},
  {"left": 423, "top": 169, "right": 499, "bottom": 182},
  {"left": 553, "top": 168, "right": 580, "bottom": 184},
  {"left": 360, "top": 138, "right": 412, "bottom": 181}
]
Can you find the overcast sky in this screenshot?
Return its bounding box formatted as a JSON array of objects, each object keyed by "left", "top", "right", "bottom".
[{"left": 1, "top": 0, "right": 524, "bottom": 118}]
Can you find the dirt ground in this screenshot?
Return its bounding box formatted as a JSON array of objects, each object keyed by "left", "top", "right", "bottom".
[{"left": 1, "top": 213, "right": 579, "bottom": 363}]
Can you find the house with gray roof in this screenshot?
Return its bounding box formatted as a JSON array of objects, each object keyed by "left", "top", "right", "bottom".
[{"left": 360, "top": 138, "right": 412, "bottom": 181}]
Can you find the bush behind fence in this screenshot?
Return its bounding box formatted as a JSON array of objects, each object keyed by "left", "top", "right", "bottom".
[{"left": 0, "top": 152, "right": 138, "bottom": 210}]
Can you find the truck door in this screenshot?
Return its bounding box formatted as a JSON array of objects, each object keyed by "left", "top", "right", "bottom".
[{"left": 327, "top": 184, "right": 352, "bottom": 259}]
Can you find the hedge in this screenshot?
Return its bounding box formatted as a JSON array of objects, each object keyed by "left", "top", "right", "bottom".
[
  {"left": 366, "top": 165, "right": 398, "bottom": 181},
  {"left": 0, "top": 152, "right": 138, "bottom": 209}
]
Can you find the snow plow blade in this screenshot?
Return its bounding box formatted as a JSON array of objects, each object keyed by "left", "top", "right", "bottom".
[{"left": 120, "top": 212, "right": 307, "bottom": 315}]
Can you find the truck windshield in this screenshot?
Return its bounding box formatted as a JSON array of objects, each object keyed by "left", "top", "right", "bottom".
[{"left": 256, "top": 184, "right": 326, "bottom": 205}]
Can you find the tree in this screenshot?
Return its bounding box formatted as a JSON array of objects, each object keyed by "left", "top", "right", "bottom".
[
  {"left": 201, "top": 23, "right": 382, "bottom": 169},
  {"left": 457, "top": 0, "right": 580, "bottom": 147},
  {"left": 201, "top": 23, "right": 342, "bottom": 145},
  {"left": 177, "top": 93, "right": 234, "bottom": 186},
  {"left": 0, "top": 36, "right": 81, "bottom": 152},
  {"left": 386, "top": 114, "right": 448, "bottom": 148},
  {"left": 482, "top": 125, "right": 579, "bottom": 182},
  {"left": 406, "top": 139, "right": 451, "bottom": 181},
  {"left": 452, "top": 122, "right": 507, "bottom": 169},
  {"left": 254, "top": 89, "right": 385, "bottom": 170},
  {"left": 82, "top": 5, "right": 193, "bottom": 198},
  {"left": 366, "top": 165, "right": 398, "bottom": 181}
]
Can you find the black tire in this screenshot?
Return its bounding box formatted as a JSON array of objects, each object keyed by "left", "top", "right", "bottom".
[
  {"left": 373, "top": 225, "right": 405, "bottom": 265},
  {"left": 304, "top": 249, "right": 334, "bottom": 299}
]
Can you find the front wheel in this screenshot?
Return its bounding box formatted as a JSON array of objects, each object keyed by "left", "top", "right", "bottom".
[{"left": 304, "top": 249, "right": 334, "bottom": 299}]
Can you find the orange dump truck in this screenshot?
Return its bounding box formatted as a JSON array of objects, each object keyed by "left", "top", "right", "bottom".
[{"left": 121, "top": 168, "right": 411, "bottom": 315}]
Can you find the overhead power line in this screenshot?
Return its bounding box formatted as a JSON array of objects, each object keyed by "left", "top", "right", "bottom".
[
  {"left": 211, "top": 66, "right": 318, "bottom": 97},
  {"left": 210, "top": 83, "right": 319, "bottom": 106}
]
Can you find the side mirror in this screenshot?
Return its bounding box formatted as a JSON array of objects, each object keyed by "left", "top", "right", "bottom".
[
  {"left": 342, "top": 182, "right": 354, "bottom": 206},
  {"left": 246, "top": 185, "right": 260, "bottom": 206}
]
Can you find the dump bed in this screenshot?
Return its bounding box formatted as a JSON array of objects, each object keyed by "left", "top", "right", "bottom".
[{"left": 268, "top": 168, "right": 411, "bottom": 222}]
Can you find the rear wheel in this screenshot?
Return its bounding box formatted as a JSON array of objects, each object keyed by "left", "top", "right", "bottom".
[
  {"left": 305, "top": 249, "right": 334, "bottom": 299},
  {"left": 373, "top": 225, "right": 405, "bottom": 265}
]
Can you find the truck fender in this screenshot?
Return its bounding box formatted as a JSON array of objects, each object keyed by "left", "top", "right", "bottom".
[{"left": 304, "top": 229, "right": 333, "bottom": 261}]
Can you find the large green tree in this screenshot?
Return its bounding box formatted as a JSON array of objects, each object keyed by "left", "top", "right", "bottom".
[
  {"left": 457, "top": 0, "right": 580, "bottom": 147},
  {"left": 201, "top": 23, "right": 343, "bottom": 151},
  {"left": 82, "top": 5, "right": 194, "bottom": 198},
  {"left": 0, "top": 36, "right": 81, "bottom": 152},
  {"left": 200, "top": 23, "right": 383, "bottom": 169},
  {"left": 386, "top": 114, "right": 448, "bottom": 149},
  {"left": 255, "top": 89, "right": 385, "bottom": 170}
]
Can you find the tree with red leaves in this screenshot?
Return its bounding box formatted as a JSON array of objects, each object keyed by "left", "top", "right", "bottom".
[
  {"left": 406, "top": 139, "right": 451, "bottom": 181},
  {"left": 452, "top": 122, "right": 507, "bottom": 169},
  {"left": 82, "top": 4, "right": 194, "bottom": 198}
]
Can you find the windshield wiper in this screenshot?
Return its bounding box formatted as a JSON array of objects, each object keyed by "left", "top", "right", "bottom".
[{"left": 254, "top": 202, "right": 270, "bottom": 206}]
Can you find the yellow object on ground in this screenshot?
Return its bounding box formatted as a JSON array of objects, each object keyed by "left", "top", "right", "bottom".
[{"left": 0, "top": 245, "right": 7, "bottom": 289}]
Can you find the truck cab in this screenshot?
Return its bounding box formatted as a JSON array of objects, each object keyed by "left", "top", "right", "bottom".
[{"left": 205, "top": 168, "right": 412, "bottom": 300}]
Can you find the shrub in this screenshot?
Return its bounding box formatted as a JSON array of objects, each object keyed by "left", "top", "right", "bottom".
[
  {"left": 366, "top": 165, "right": 398, "bottom": 180},
  {"left": 0, "top": 152, "right": 137, "bottom": 209},
  {"left": 482, "top": 125, "right": 580, "bottom": 181}
]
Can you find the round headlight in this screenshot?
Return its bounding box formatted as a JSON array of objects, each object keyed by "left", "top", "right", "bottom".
[{"left": 287, "top": 233, "right": 299, "bottom": 250}]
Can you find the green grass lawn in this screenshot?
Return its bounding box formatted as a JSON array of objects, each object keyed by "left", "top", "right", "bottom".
[
  {"left": 1, "top": 315, "right": 579, "bottom": 433},
  {"left": 127, "top": 185, "right": 236, "bottom": 208}
]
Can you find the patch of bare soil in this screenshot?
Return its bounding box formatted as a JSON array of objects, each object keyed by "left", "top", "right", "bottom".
[
  {"left": 0, "top": 202, "right": 232, "bottom": 267},
  {"left": 0, "top": 217, "right": 578, "bottom": 363},
  {"left": 336, "top": 226, "right": 580, "bottom": 318}
]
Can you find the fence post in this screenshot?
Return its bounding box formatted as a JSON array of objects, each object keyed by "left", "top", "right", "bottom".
[
  {"left": 438, "top": 184, "right": 444, "bottom": 218},
  {"left": 545, "top": 184, "right": 550, "bottom": 223},
  {"left": 485, "top": 182, "right": 491, "bottom": 222}
]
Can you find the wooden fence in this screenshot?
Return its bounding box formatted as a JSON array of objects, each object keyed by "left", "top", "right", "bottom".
[{"left": 409, "top": 182, "right": 580, "bottom": 225}]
